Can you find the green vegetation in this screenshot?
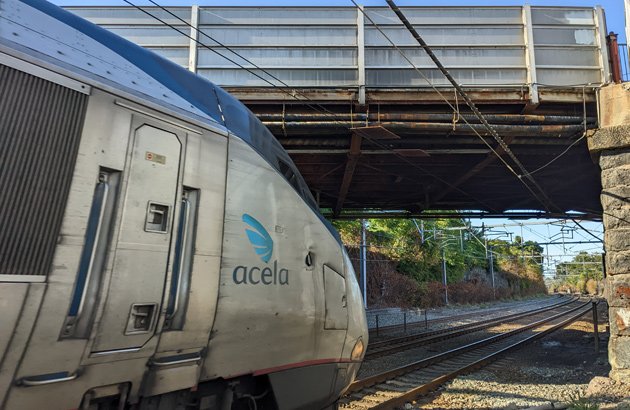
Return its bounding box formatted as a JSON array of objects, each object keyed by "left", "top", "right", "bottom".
[
  {"left": 566, "top": 392, "right": 600, "bottom": 410},
  {"left": 333, "top": 218, "right": 547, "bottom": 308},
  {"left": 550, "top": 252, "right": 603, "bottom": 294}
]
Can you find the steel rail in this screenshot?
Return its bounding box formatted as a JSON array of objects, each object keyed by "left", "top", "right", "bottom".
[
  {"left": 349, "top": 300, "right": 589, "bottom": 394},
  {"left": 363, "top": 302, "right": 594, "bottom": 409},
  {"left": 367, "top": 295, "right": 564, "bottom": 336},
  {"left": 367, "top": 296, "right": 573, "bottom": 350},
  {"left": 365, "top": 297, "right": 577, "bottom": 358}
]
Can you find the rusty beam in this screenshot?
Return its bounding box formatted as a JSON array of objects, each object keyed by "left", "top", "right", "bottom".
[
  {"left": 324, "top": 209, "right": 602, "bottom": 220},
  {"left": 279, "top": 136, "right": 583, "bottom": 147},
  {"left": 356, "top": 162, "right": 427, "bottom": 188},
  {"left": 256, "top": 112, "right": 595, "bottom": 125},
  {"left": 429, "top": 136, "right": 516, "bottom": 205},
  {"left": 334, "top": 134, "right": 362, "bottom": 216},
  {"left": 264, "top": 121, "right": 584, "bottom": 136},
  {"left": 222, "top": 87, "right": 598, "bottom": 104}
]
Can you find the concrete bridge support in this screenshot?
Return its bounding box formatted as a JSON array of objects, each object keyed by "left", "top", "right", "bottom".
[{"left": 588, "top": 83, "right": 630, "bottom": 382}]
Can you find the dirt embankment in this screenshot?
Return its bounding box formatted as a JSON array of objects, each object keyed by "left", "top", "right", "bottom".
[{"left": 348, "top": 248, "right": 546, "bottom": 308}]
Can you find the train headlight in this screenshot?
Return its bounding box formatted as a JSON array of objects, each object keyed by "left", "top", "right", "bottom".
[{"left": 351, "top": 339, "right": 365, "bottom": 361}]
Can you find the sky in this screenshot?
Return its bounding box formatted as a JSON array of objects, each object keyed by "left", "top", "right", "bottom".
[
  {"left": 53, "top": 0, "right": 612, "bottom": 272},
  {"left": 466, "top": 218, "right": 604, "bottom": 279},
  {"left": 54, "top": 0, "right": 627, "bottom": 42}
]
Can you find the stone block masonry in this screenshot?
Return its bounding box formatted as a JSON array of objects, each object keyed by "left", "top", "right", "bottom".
[{"left": 588, "top": 82, "right": 630, "bottom": 382}]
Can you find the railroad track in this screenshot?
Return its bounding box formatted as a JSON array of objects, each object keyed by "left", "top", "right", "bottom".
[
  {"left": 340, "top": 300, "right": 593, "bottom": 409},
  {"left": 367, "top": 295, "right": 565, "bottom": 336},
  {"left": 365, "top": 296, "right": 577, "bottom": 359}
]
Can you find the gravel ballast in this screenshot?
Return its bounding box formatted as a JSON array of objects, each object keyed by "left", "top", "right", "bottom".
[
  {"left": 357, "top": 299, "right": 630, "bottom": 409},
  {"left": 411, "top": 304, "right": 630, "bottom": 409}
]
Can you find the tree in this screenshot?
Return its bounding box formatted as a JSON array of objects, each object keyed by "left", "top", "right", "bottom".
[
  {"left": 331, "top": 217, "right": 547, "bottom": 306},
  {"left": 554, "top": 252, "right": 603, "bottom": 293}
]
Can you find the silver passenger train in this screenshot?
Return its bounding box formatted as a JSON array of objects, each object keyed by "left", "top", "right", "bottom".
[{"left": 0, "top": 0, "right": 368, "bottom": 408}]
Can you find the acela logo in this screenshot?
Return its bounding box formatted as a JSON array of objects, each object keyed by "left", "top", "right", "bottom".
[
  {"left": 233, "top": 213, "right": 289, "bottom": 285},
  {"left": 242, "top": 213, "right": 273, "bottom": 263}
]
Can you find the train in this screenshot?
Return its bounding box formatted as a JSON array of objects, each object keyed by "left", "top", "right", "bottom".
[{"left": 0, "top": 0, "right": 368, "bottom": 408}]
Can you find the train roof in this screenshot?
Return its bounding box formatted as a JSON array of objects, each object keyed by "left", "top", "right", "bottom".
[{"left": 1, "top": 0, "right": 340, "bottom": 243}]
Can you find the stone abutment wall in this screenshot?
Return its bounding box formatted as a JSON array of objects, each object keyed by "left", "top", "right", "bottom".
[{"left": 589, "top": 83, "right": 630, "bottom": 382}]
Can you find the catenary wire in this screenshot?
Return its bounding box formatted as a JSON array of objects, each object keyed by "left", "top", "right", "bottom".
[
  {"left": 521, "top": 133, "right": 587, "bottom": 177},
  {"left": 123, "top": 0, "right": 500, "bottom": 212},
  {"left": 570, "top": 218, "right": 604, "bottom": 243},
  {"left": 127, "top": 0, "right": 590, "bottom": 217},
  {"left": 357, "top": 0, "right": 556, "bottom": 212},
  {"left": 383, "top": 0, "right": 557, "bottom": 212}
]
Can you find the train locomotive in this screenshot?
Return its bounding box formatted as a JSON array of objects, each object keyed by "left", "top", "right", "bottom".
[{"left": 0, "top": 0, "right": 368, "bottom": 408}]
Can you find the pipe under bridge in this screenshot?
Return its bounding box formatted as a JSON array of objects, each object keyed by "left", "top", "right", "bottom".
[{"left": 69, "top": 5, "right": 616, "bottom": 219}]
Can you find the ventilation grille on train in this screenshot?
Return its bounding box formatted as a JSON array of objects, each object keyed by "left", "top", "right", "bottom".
[{"left": 0, "top": 64, "right": 88, "bottom": 277}]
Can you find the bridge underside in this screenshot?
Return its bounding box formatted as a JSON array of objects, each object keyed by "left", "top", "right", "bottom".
[{"left": 230, "top": 87, "right": 603, "bottom": 220}]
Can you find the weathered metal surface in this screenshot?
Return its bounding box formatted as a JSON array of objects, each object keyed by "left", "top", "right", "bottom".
[
  {"left": 257, "top": 113, "right": 596, "bottom": 124},
  {"left": 67, "top": 5, "right": 608, "bottom": 94},
  {"left": 335, "top": 134, "right": 362, "bottom": 215},
  {"left": 64, "top": 5, "right": 607, "bottom": 218}
]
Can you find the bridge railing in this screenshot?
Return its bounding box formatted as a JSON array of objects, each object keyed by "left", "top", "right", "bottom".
[
  {"left": 67, "top": 5, "right": 612, "bottom": 103},
  {"left": 618, "top": 43, "right": 630, "bottom": 82}
]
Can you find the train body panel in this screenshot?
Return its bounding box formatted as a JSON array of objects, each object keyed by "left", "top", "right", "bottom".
[
  {"left": 0, "top": 83, "right": 227, "bottom": 408},
  {"left": 204, "top": 135, "right": 347, "bottom": 377},
  {"left": 0, "top": 0, "right": 368, "bottom": 408}
]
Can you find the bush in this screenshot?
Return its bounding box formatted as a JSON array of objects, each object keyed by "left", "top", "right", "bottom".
[
  {"left": 346, "top": 246, "right": 422, "bottom": 308},
  {"left": 585, "top": 278, "right": 599, "bottom": 295},
  {"left": 343, "top": 240, "right": 546, "bottom": 309}
]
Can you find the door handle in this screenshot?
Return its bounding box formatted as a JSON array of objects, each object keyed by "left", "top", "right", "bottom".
[
  {"left": 150, "top": 352, "right": 201, "bottom": 367},
  {"left": 18, "top": 371, "right": 79, "bottom": 387},
  {"left": 168, "top": 198, "right": 190, "bottom": 320}
]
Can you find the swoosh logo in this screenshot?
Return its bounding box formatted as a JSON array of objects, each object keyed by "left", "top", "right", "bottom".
[{"left": 242, "top": 213, "right": 273, "bottom": 263}]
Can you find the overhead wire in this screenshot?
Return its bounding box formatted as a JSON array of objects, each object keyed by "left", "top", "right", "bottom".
[
  {"left": 122, "top": 0, "right": 334, "bottom": 116},
  {"left": 349, "top": 0, "right": 516, "bottom": 173},
  {"left": 384, "top": 0, "right": 560, "bottom": 212},
  {"left": 355, "top": 0, "right": 557, "bottom": 212},
  {"left": 123, "top": 0, "right": 500, "bottom": 212},
  {"left": 570, "top": 218, "right": 604, "bottom": 243},
  {"left": 123, "top": 3, "right": 604, "bottom": 270},
  {"left": 128, "top": 0, "right": 591, "bottom": 218},
  {"left": 142, "top": 0, "right": 358, "bottom": 122},
  {"left": 520, "top": 133, "right": 587, "bottom": 177}
]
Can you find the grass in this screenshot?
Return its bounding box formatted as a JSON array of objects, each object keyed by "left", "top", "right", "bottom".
[{"left": 566, "top": 392, "right": 599, "bottom": 410}]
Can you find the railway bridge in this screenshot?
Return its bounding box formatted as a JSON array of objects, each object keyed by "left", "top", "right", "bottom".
[
  {"left": 68, "top": 4, "right": 630, "bottom": 382},
  {"left": 69, "top": 4, "right": 617, "bottom": 219}
]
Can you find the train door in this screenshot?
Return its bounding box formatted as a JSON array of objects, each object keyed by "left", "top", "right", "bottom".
[
  {"left": 91, "top": 121, "right": 182, "bottom": 352},
  {"left": 323, "top": 264, "right": 348, "bottom": 330}
]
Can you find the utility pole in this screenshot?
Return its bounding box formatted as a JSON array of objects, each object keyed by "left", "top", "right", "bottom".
[
  {"left": 519, "top": 224, "right": 525, "bottom": 266},
  {"left": 442, "top": 248, "right": 449, "bottom": 305},
  {"left": 360, "top": 219, "right": 368, "bottom": 307},
  {"left": 482, "top": 222, "right": 486, "bottom": 258},
  {"left": 489, "top": 245, "right": 495, "bottom": 299}
]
